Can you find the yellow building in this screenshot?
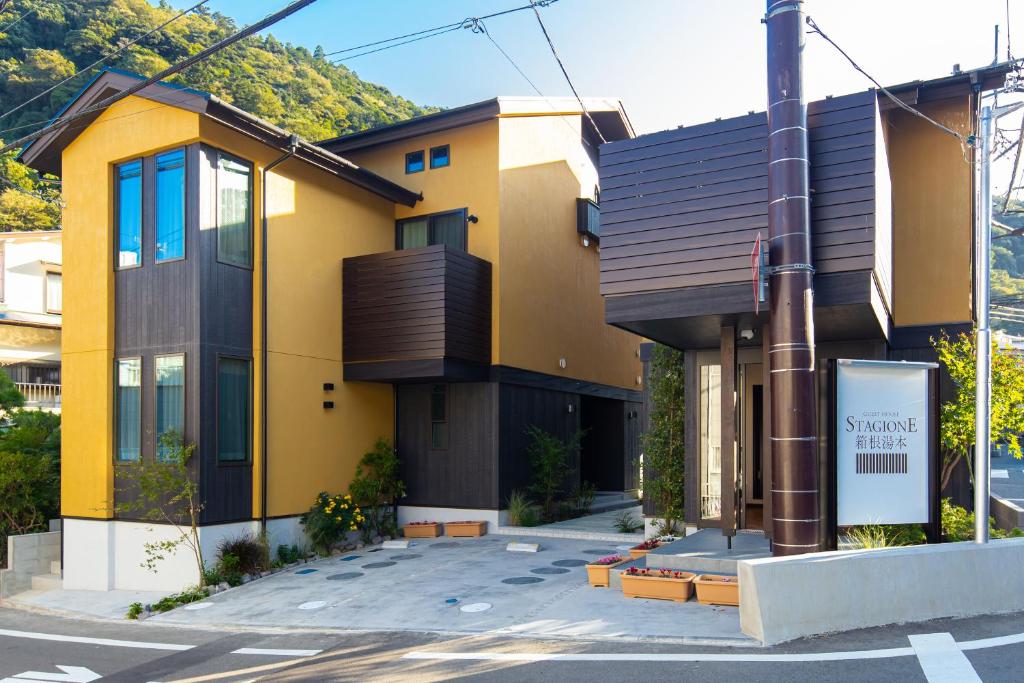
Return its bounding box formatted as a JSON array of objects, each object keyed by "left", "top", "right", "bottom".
[{"left": 21, "top": 70, "right": 643, "bottom": 590}]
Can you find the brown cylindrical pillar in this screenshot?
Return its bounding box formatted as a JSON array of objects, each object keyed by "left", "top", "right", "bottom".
[{"left": 765, "top": 0, "right": 823, "bottom": 556}]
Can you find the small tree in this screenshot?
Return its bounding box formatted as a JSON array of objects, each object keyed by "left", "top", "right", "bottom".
[
  {"left": 114, "top": 431, "right": 207, "bottom": 585},
  {"left": 0, "top": 408, "right": 59, "bottom": 566},
  {"left": 933, "top": 332, "right": 1024, "bottom": 491},
  {"left": 642, "top": 344, "right": 686, "bottom": 534},
  {"left": 0, "top": 371, "right": 25, "bottom": 415},
  {"left": 349, "top": 438, "right": 405, "bottom": 541},
  {"left": 525, "top": 425, "right": 581, "bottom": 521}
]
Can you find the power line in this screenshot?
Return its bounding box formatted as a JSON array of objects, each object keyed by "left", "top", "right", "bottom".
[
  {"left": 467, "top": 18, "right": 544, "bottom": 97},
  {"left": 332, "top": 24, "right": 465, "bottom": 63},
  {"left": 0, "top": 0, "right": 211, "bottom": 124},
  {"left": 528, "top": 0, "right": 607, "bottom": 145},
  {"left": 805, "top": 15, "right": 970, "bottom": 152},
  {"left": 0, "top": 0, "right": 39, "bottom": 33},
  {"left": 0, "top": 0, "right": 320, "bottom": 158}
]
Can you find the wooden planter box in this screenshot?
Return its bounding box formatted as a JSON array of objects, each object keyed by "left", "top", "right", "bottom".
[
  {"left": 445, "top": 521, "right": 487, "bottom": 537},
  {"left": 694, "top": 574, "right": 739, "bottom": 606},
  {"left": 621, "top": 571, "right": 695, "bottom": 602},
  {"left": 585, "top": 557, "right": 629, "bottom": 587},
  {"left": 402, "top": 523, "right": 442, "bottom": 538},
  {"left": 628, "top": 543, "right": 661, "bottom": 560}
]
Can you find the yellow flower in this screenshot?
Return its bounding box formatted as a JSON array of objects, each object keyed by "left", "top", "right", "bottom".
[
  {"left": 336, "top": 516, "right": 341, "bottom": 521},
  {"left": 350, "top": 525, "right": 357, "bottom": 531},
  {"left": 345, "top": 494, "right": 351, "bottom": 499}
]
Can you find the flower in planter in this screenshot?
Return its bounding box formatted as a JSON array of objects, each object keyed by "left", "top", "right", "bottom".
[
  {"left": 633, "top": 539, "right": 661, "bottom": 551},
  {"left": 592, "top": 554, "right": 625, "bottom": 566}
]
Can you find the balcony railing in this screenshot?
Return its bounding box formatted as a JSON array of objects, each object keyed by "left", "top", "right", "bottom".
[
  {"left": 17, "top": 382, "right": 61, "bottom": 409},
  {"left": 342, "top": 244, "right": 492, "bottom": 382}
]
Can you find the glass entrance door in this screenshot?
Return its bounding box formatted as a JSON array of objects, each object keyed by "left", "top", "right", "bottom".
[
  {"left": 699, "top": 364, "right": 722, "bottom": 523},
  {"left": 741, "top": 363, "right": 765, "bottom": 530}
]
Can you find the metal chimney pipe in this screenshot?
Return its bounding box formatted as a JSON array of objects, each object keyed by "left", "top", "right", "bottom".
[{"left": 765, "top": 0, "right": 823, "bottom": 556}]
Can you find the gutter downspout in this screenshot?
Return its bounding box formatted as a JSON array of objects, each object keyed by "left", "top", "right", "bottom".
[{"left": 260, "top": 134, "right": 299, "bottom": 535}]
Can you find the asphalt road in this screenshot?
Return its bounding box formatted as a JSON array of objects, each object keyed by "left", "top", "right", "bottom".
[{"left": 2, "top": 605, "right": 1024, "bottom": 682}]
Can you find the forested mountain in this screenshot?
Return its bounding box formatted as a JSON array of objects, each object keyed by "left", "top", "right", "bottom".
[
  {"left": 0, "top": 0, "right": 438, "bottom": 231},
  {"left": 993, "top": 199, "right": 1024, "bottom": 336}
]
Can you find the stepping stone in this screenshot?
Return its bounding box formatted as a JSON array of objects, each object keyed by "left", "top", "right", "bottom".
[
  {"left": 582, "top": 549, "right": 618, "bottom": 555},
  {"left": 326, "top": 572, "right": 364, "bottom": 581},
  {"left": 506, "top": 542, "right": 540, "bottom": 553},
  {"left": 390, "top": 554, "right": 422, "bottom": 561},
  {"left": 362, "top": 561, "right": 397, "bottom": 569},
  {"left": 294, "top": 568, "right": 318, "bottom": 575},
  {"left": 551, "top": 559, "right": 588, "bottom": 567},
  {"left": 340, "top": 555, "right": 360, "bottom": 562},
  {"left": 531, "top": 567, "right": 570, "bottom": 575},
  {"left": 383, "top": 539, "right": 410, "bottom": 549},
  {"left": 297, "top": 601, "right": 327, "bottom": 610},
  {"left": 460, "top": 602, "right": 492, "bottom": 613},
  {"left": 367, "top": 548, "right": 383, "bottom": 553},
  {"left": 502, "top": 576, "right": 544, "bottom": 585},
  {"left": 183, "top": 602, "right": 212, "bottom": 610}
]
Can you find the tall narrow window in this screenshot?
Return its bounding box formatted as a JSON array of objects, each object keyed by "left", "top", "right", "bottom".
[
  {"left": 116, "top": 160, "right": 142, "bottom": 268},
  {"left": 699, "top": 365, "right": 722, "bottom": 520},
  {"left": 155, "top": 149, "right": 185, "bottom": 262},
  {"left": 155, "top": 354, "right": 185, "bottom": 460},
  {"left": 396, "top": 210, "right": 467, "bottom": 251},
  {"left": 217, "top": 357, "right": 251, "bottom": 462},
  {"left": 115, "top": 358, "right": 142, "bottom": 462},
  {"left": 45, "top": 271, "right": 61, "bottom": 314},
  {"left": 216, "top": 154, "right": 253, "bottom": 268},
  {"left": 430, "top": 384, "right": 448, "bottom": 450}
]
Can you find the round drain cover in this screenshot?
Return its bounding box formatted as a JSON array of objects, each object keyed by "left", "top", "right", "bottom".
[
  {"left": 326, "top": 572, "right": 364, "bottom": 581},
  {"left": 502, "top": 576, "right": 544, "bottom": 585},
  {"left": 531, "top": 567, "right": 570, "bottom": 575},
  {"left": 460, "top": 602, "right": 492, "bottom": 613},
  {"left": 430, "top": 542, "right": 460, "bottom": 549},
  {"left": 390, "top": 554, "right": 422, "bottom": 561},
  {"left": 183, "top": 602, "right": 212, "bottom": 610},
  {"left": 362, "top": 561, "right": 397, "bottom": 569},
  {"left": 297, "top": 601, "right": 327, "bottom": 610},
  {"left": 552, "top": 559, "right": 588, "bottom": 567}
]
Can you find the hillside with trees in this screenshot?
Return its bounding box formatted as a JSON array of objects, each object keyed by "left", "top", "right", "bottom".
[
  {"left": 993, "top": 199, "right": 1024, "bottom": 336},
  {"left": 0, "top": 0, "right": 439, "bottom": 231}
]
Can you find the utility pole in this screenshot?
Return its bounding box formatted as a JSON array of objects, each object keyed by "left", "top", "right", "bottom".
[
  {"left": 765, "top": 0, "right": 822, "bottom": 556},
  {"left": 974, "top": 100, "right": 1023, "bottom": 543}
]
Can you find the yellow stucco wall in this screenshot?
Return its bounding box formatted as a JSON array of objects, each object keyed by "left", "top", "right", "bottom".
[
  {"left": 343, "top": 114, "right": 642, "bottom": 391},
  {"left": 885, "top": 96, "right": 975, "bottom": 327},
  {"left": 61, "top": 96, "right": 201, "bottom": 518}
]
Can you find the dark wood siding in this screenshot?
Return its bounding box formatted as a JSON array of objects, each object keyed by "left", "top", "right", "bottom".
[
  {"left": 343, "top": 245, "right": 491, "bottom": 381},
  {"left": 396, "top": 382, "right": 498, "bottom": 509},
  {"left": 599, "top": 91, "right": 890, "bottom": 301}
]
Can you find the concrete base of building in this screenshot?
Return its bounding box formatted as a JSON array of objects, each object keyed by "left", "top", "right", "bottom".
[
  {"left": 62, "top": 516, "right": 307, "bottom": 592},
  {"left": 739, "top": 537, "right": 1024, "bottom": 644},
  {"left": 0, "top": 530, "right": 61, "bottom": 598},
  {"left": 397, "top": 506, "right": 506, "bottom": 533}
]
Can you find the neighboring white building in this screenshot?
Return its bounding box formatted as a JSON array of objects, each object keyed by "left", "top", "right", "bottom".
[{"left": 0, "top": 230, "right": 61, "bottom": 411}]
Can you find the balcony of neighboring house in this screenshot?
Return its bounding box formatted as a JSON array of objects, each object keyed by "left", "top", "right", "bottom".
[
  {"left": 4, "top": 363, "right": 61, "bottom": 411},
  {"left": 342, "top": 244, "right": 492, "bottom": 382}
]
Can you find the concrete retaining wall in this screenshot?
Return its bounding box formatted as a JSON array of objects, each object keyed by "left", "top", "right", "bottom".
[
  {"left": 991, "top": 494, "right": 1024, "bottom": 533},
  {"left": 0, "top": 530, "right": 60, "bottom": 598},
  {"left": 739, "top": 538, "right": 1024, "bottom": 644}
]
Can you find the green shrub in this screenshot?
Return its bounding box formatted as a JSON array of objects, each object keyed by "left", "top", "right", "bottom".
[
  {"left": 571, "top": 481, "right": 597, "bottom": 515},
  {"left": 151, "top": 586, "right": 208, "bottom": 613},
  {"left": 277, "top": 543, "right": 302, "bottom": 565},
  {"left": 126, "top": 602, "right": 143, "bottom": 620},
  {"left": 942, "top": 498, "right": 1024, "bottom": 541},
  {"left": 525, "top": 426, "right": 582, "bottom": 521},
  {"left": 300, "top": 492, "right": 364, "bottom": 554},
  {"left": 845, "top": 524, "right": 925, "bottom": 548},
  {"left": 506, "top": 490, "right": 532, "bottom": 526},
  {"left": 0, "top": 408, "right": 60, "bottom": 566},
  {"left": 349, "top": 439, "right": 406, "bottom": 543},
  {"left": 614, "top": 510, "right": 643, "bottom": 534},
  {"left": 216, "top": 554, "right": 243, "bottom": 587},
  {"left": 216, "top": 533, "right": 267, "bottom": 577}
]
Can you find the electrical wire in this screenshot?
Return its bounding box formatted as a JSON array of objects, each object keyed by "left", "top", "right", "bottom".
[
  {"left": 805, "top": 15, "right": 970, "bottom": 153},
  {"left": 0, "top": 0, "right": 211, "bottom": 124},
  {"left": 0, "top": 0, "right": 321, "bottom": 157},
  {"left": 528, "top": 0, "right": 606, "bottom": 144},
  {"left": 332, "top": 24, "right": 465, "bottom": 63},
  {"left": 0, "top": 1, "right": 39, "bottom": 34}
]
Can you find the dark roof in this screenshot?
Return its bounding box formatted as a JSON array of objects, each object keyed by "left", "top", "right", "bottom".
[
  {"left": 318, "top": 96, "right": 634, "bottom": 155},
  {"left": 878, "top": 60, "right": 1014, "bottom": 111},
  {"left": 18, "top": 69, "right": 420, "bottom": 207}
]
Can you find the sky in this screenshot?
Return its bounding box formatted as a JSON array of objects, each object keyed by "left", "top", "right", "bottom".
[{"left": 172, "top": 0, "right": 1024, "bottom": 188}]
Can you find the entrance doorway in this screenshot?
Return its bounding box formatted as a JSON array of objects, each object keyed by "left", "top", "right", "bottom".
[{"left": 740, "top": 363, "right": 764, "bottom": 531}]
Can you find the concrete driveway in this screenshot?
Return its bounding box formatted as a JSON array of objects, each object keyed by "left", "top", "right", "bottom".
[{"left": 150, "top": 534, "right": 750, "bottom": 645}]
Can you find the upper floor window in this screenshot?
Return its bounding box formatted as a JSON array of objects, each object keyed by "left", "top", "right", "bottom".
[
  {"left": 155, "top": 148, "right": 186, "bottom": 262},
  {"left": 216, "top": 153, "right": 253, "bottom": 268},
  {"left": 429, "top": 145, "right": 450, "bottom": 169},
  {"left": 397, "top": 209, "right": 467, "bottom": 251},
  {"left": 116, "top": 160, "right": 142, "bottom": 268},
  {"left": 405, "top": 150, "right": 425, "bottom": 174},
  {"left": 45, "top": 271, "right": 61, "bottom": 314}
]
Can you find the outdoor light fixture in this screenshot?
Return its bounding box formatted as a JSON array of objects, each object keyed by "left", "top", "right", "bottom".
[
  {"left": 467, "top": 214, "right": 479, "bottom": 223},
  {"left": 558, "top": 357, "right": 567, "bottom": 369},
  {"left": 581, "top": 235, "right": 590, "bottom": 247},
  {"left": 323, "top": 401, "right": 334, "bottom": 409},
  {"left": 740, "top": 329, "right": 755, "bottom": 340},
  {"left": 323, "top": 382, "right": 334, "bottom": 391}
]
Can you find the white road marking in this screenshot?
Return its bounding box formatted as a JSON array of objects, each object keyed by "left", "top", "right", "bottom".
[
  {"left": 0, "top": 628, "right": 192, "bottom": 652},
  {"left": 230, "top": 648, "right": 322, "bottom": 657},
  {"left": 909, "top": 633, "right": 981, "bottom": 683},
  {"left": 959, "top": 630, "right": 1024, "bottom": 650},
  {"left": 402, "top": 647, "right": 916, "bottom": 662},
  {"left": 992, "top": 469, "right": 1009, "bottom": 479},
  {"left": 5, "top": 664, "right": 100, "bottom": 682}
]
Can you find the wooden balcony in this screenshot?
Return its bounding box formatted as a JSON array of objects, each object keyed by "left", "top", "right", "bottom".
[{"left": 342, "top": 245, "right": 492, "bottom": 382}]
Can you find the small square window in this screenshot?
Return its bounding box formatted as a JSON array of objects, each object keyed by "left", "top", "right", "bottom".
[
  {"left": 429, "top": 145, "right": 450, "bottom": 169},
  {"left": 405, "top": 150, "right": 425, "bottom": 174}
]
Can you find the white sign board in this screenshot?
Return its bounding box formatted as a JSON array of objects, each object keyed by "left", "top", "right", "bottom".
[{"left": 836, "top": 360, "right": 933, "bottom": 526}]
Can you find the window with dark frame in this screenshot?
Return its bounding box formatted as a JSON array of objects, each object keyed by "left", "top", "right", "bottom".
[
  {"left": 216, "top": 152, "right": 253, "bottom": 268},
  {"left": 116, "top": 159, "right": 143, "bottom": 268},
  {"left": 429, "top": 145, "right": 450, "bottom": 169},
  {"left": 217, "top": 357, "right": 251, "bottom": 463},
  {"left": 396, "top": 209, "right": 467, "bottom": 251},
  {"left": 155, "top": 354, "right": 185, "bottom": 461},
  {"left": 430, "top": 384, "right": 448, "bottom": 450},
  {"left": 115, "top": 358, "right": 142, "bottom": 462},
  {"left": 405, "top": 150, "right": 425, "bottom": 174}
]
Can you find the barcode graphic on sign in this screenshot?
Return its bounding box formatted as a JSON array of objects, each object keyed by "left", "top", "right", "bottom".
[{"left": 855, "top": 452, "right": 908, "bottom": 474}]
